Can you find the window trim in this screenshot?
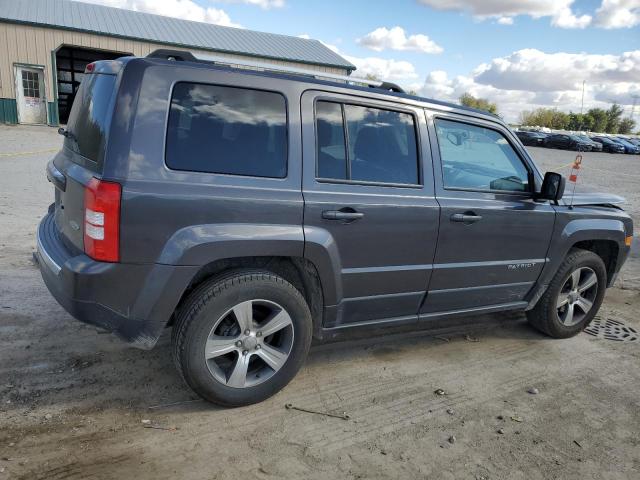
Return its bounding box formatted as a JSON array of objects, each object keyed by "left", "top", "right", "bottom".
[
  {"left": 313, "top": 97, "right": 423, "bottom": 188},
  {"left": 164, "top": 81, "right": 290, "bottom": 179},
  {"left": 432, "top": 115, "right": 535, "bottom": 196}
]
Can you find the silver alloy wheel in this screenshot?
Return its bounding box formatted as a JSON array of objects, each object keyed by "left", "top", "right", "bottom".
[
  {"left": 556, "top": 267, "right": 598, "bottom": 327},
  {"left": 204, "top": 299, "right": 294, "bottom": 388}
]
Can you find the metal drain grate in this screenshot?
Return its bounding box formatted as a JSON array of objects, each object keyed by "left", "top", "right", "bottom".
[{"left": 584, "top": 318, "right": 639, "bottom": 342}]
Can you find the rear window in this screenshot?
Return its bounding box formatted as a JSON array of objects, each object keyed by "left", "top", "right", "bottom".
[
  {"left": 65, "top": 73, "right": 117, "bottom": 163},
  {"left": 166, "top": 83, "right": 287, "bottom": 178},
  {"left": 316, "top": 101, "right": 419, "bottom": 185}
]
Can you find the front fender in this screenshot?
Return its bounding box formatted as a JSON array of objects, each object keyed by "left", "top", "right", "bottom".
[
  {"left": 157, "top": 224, "right": 305, "bottom": 265},
  {"left": 526, "top": 216, "right": 628, "bottom": 308}
]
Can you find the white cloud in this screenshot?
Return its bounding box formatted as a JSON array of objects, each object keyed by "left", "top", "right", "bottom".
[
  {"left": 299, "top": 35, "right": 419, "bottom": 81},
  {"left": 357, "top": 26, "right": 443, "bottom": 54},
  {"left": 81, "top": 0, "right": 242, "bottom": 28},
  {"left": 418, "top": 0, "right": 592, "bottom": 28},
  {"left": 473, "top": 49, "right": 640, "bottom": 92},
  {"left": 345, "top": 55, "right": 418, "bottom": 81},
  {"left": 595, "top": 0, "right": 640, "bottom": 28},
  {"left": 216, "top": 0, "right": 285, "bottom": 9},
  {"left": 414, "top": 49, "right": 640, "bottom": 122},
  {"left": 497, "top": 17, "right": 514, "bottom": 25}
]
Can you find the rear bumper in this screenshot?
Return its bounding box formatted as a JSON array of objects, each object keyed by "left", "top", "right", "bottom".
[{"left": 36, "top": 211, "right": 197, "bottom": 349}]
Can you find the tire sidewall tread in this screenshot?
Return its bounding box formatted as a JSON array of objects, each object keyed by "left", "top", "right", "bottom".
[
  {"left": 527, "top": 248, "right": 607, "bottom": 338},
  {"left": 171, "top": 270, "right": 312, "bottom": 407}
]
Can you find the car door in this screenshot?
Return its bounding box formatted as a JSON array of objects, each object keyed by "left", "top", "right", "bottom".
[
  {"left": 301, "top": 91, "right": 440, "bottom": 328},
  {"left": 421, "top": 113, "right": 556, "bottom": 315}
]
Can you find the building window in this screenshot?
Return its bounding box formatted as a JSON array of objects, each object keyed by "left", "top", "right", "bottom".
[{"left": 22, "top": 70, "right": 40, "bottom": 98}]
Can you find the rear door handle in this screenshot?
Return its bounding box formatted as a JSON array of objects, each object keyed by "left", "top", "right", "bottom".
[
  {"left": 322, "top": 210, "right": 364, "bottom": 221},
  {"left": 450, "top": 212, "right": 482, "bottom": 224}
]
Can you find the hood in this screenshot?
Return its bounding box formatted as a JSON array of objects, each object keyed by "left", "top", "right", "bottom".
[{"left": 561, "top": 191, "right": 625, "bottom": 207}]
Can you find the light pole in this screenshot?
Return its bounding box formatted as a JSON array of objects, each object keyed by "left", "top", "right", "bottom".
[{"left": 580, "top": 80, "right": 585, "bottom": 115}]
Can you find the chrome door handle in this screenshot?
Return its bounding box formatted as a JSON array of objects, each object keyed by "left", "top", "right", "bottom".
[
  {"left": 322, "top": 210, "right": 364, "bottom": 221},
  {"left": 450, "top": 213, "right": 482, "bottom": 224}
]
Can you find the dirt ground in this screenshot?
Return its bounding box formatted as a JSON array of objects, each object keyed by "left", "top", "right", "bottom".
[{"left": 0, "top": 125, "right": 639, "bottom": 480}]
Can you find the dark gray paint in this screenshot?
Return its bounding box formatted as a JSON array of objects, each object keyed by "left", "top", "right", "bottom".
[{"left": 37, "top": 55, "right": 633, "bottom": 349}]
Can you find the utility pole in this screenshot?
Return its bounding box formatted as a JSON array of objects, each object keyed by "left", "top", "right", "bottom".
[{"left": 580, "top": 80, "right": 586, "bottom": 115}]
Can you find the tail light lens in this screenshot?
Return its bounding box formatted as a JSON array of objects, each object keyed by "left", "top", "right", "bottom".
[{"left": 84, "top": 177, "right": 121, "bottom": 262}]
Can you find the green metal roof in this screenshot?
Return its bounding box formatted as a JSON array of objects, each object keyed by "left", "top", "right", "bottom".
[{"left": 0, "top": 0, "right": 355, "bottom": 71}]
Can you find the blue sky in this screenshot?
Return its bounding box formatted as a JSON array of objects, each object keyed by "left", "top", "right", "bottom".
[{"left": 85, "top": 0, "right": 640, "bottom": 122}]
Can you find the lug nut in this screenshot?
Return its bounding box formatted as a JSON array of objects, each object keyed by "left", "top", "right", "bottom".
[
  {"left": 255, "top": 344, "right": 261, "bottom": 350},
  {"left": 242, "top": 350, "right": 248, "bottom": 356},
  {"left": 235, "top": 340, "right": 242, "bottom": 347},
  {"left": 256, "top": 331, "right": 262, "bottom": 337},
  {"left": 244, "top": 329, "right": 251, "bottom": 336}
]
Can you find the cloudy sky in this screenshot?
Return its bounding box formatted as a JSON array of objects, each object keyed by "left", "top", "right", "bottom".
[{"left": 83, "top": 0, "right": 639, "bottom": 122}]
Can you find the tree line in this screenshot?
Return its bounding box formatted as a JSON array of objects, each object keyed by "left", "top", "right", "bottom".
[{"left": 458, "top": 93, "right": 637, "bottom": 134}]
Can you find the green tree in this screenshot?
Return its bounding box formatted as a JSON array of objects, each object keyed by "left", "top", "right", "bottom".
[
  {"left": 459, "top": 93, "right": 498, "bottom": 115},
  {"left": 618, "top": 117, "right": 636, "bottom": 135},
  {"left": 605, "top": 103, "right": 624, "bottom": 133},
  {"left": 587, "top": 108, "right": 608, "bottom": 133},
  {"left": 520, "top": 108, "right": 568, "bottom": 129}
]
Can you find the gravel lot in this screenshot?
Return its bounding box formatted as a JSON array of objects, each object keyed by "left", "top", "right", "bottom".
[{"left": 1, "top": 125, "right": 639, "bottom": 480}]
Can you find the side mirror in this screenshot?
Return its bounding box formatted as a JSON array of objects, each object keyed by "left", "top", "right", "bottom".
[
  {"left": 446, "top": 131, "right": 462, "bottom": 146},
  {"left": 538, "top": 172, "right": 565, "bottom": 204}
]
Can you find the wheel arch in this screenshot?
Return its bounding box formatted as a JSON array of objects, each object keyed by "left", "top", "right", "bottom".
[
  {"left": 170, "top": 256, "right": 325, "bottom": 334},
  {"left": 570, "top": 240, "right": 619, "bottom": 286}
]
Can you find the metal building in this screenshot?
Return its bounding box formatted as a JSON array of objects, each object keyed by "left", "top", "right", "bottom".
[{"left": 0, "top": 0, "right": 354, "bottom": 125}]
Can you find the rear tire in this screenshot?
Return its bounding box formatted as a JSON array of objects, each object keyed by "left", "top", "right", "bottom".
[
  {"left": 172, "top": 270, "right": 312, "bottom": 407},
  {"left": 527, "top": 249, "right": 606, "bottom": 338}
]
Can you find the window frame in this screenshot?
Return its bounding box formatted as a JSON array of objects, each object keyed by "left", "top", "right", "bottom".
[
  {"left": 432, "top": 115, "right": 536, "bottom": 196},
  {"left": 313, "top": 96, "right": 423, "bottom": 189},
  {"left": 164, "top": 81, "right": 290, "bottom": 179}
]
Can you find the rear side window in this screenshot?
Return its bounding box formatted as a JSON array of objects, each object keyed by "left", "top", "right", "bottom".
[
  {"left": 65, "top": 73, "right": 117, "bottom": 163},
  {"left": 316, "top": 101, "right": 419, "bottom": 185},
  {"left": 166, "top": 83, "right": 287, "bottom": 178}
]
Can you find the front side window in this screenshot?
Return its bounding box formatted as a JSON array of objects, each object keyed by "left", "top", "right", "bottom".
[
  {"left": 166, "top": 83, "right": 287, "bottom": 178},
  {"left": 435, "top": 119, "right": 530, "bottom": 193},
  {"left": 316, "top": 101, "right": 419, "bottom": 185}
]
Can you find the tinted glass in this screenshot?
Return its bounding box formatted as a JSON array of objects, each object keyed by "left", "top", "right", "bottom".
[
  {"left": 66, "top": 73, "right": 117, "bottom": 163},
  {"left": 435, "top": 119, "right": 529, "bottom": 192},
  {"left": 166, "top": 83, "right": 287, "bottom": 178},
  {"left": 316, "top": 101, "right": 347, "bottom": 179},
  {"left": 344, "top": 105, "right": 419, "bottom": 184}
]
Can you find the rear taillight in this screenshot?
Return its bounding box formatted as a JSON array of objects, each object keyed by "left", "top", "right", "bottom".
[{"left": 84, "top": 177, "right": 121, "bottom": 262}]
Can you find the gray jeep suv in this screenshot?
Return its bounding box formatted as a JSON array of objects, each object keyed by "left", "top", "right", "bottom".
[{"left": 36, "top": 50, "right": 634, "bottom": 406}]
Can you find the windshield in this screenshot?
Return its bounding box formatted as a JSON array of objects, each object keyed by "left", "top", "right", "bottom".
[{"left": 65, "top": 73, "right": 117, "bottom": 165}]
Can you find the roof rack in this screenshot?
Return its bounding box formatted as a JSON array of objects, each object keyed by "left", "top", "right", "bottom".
[{"left": 147, "top": 49, "right": 405, "bottom": 94}]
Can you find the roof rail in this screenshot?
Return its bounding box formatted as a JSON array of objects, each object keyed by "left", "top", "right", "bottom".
[{"left": 147, "top": 49, "right": 405, "bottom": 94}]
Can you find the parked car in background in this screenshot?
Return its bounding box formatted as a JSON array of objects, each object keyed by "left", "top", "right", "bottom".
[
  {"left": 515, "top": 131, "right": 547, "bottom": 147},
  {"left": 613, "top": 137, "right": 640, "bottom": 154},
  {"left": 544, "top": 134, "right": 592, "bottom": 151},
  {"left": 623, "top": 137, "right": 640, "bottom": 147},
  {"left": 590, "top": 136, "right": 626, "bottom": 154},
  {"left": 576, "top": 135, "right": 603, "bottom": 152}
]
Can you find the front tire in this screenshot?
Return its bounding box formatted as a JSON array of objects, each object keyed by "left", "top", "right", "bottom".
[
  {"left": 172, "top": 270, "right": 312, "bottom": 407},
  {"left": 527, "top": 249, "right": 606, "bottom": 338}
]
